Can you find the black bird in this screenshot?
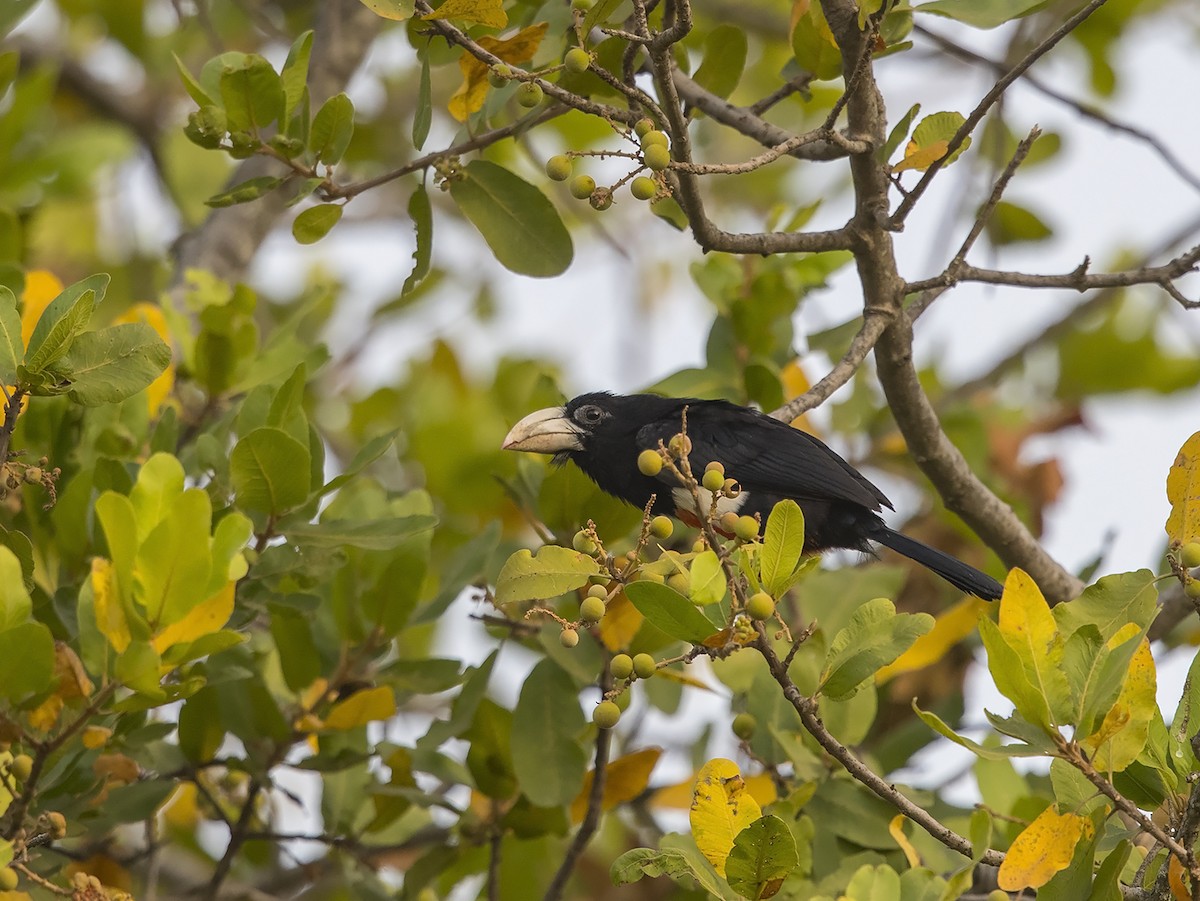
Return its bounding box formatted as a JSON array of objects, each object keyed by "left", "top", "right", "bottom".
[{"left": 502, "top": 392, "right": 1004, "bottom": 600}]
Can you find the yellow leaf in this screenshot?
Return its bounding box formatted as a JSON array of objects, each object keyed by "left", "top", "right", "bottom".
[
  {"left": 151, "top": 581, "right": 235, "bottom": 655},
  {"left": 997, "top": 806, "right": 1093, "bottom": 891},
  {"left": 997, "top": 568, "right": 1067, "bottom": 722},
  {"left": 781, "top": 359, "right": 815, "bottom": 432},
  {"left": 892, "top": 139, "right": 949, "bottom": 173},
  {"left": 689, "top": 758, "right": 762, "bottom": 877},
  {"left": 653, "top": 770, "right": 776, "bottom": 810},
  {"left": 423, "top": 0, "right": 506, "bottom": 28},
  {"left": 54, "top": 642, "right": 94, "bottom": 700},
  {"left": 1166, "top": 431, "right": 1200, "bottom": 545},
  {"left": 94, "top": 753, "right": 140, "bottom": 785},
  {"left": 324, "top": 685, "right": 397, "bottom": 730},
  {"left": 82, "top": 726, "right": 113, "bottom": 749},
  {"left": 889, "top": 815, "right": 921, "bottom": 868},
  {"left": 300, "top": 677, "right": 331, "bottom": 709},
  {"left": 163, "top": 783, "right": 199, "bottom": 830},
  {"left": 114, "top": 303, "right": 175, "bottom": 415},
  {"left": 92, "top": 558, "right": 131, "bottom": 654},
  {"left": 448, "top": 23, "right": 548, "bottom": 121},
  {"left": 877, "top": 595, "right": 987, "bottom": 683},
  {"left": 653, "top": 667, "right": 715, "bottom": 691},
  {"left": 1083, "top": 637, "right": 1157, "bottom": 772},
  {"left": 356, "top": 0, "right": 412, "bottom": 19},
  {"left": 597, "top": 589, "right": 644, "bottom": 651},
  {"left": 20, "top": 270, "right": 63, "bottom": 348},
  {"left": 571, "top": 747, "right": 662, "bottom": 823},
  {"left": 743, "top": 773, "right": 778, "bottom": 807},
  {"left": 27, "top": 694, "right": 63, "bottom": 732},
  {"left": 1169, "top": 854, "right": 1191, "bottom": 900}
]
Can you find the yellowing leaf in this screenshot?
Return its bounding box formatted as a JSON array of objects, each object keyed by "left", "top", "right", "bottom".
[
  {"left": 53, "top": 642, "right": 94, "bottom": 700},
  {"left": 82, "top": 726, "right": 112, "bottom": 749},
  {"left": 423, "top": 0, "right": 506, "bottom": 28},
  {"left": 1166, "top": 431, "right": 1200, "bottom": 545},
  {"left": 597, "top": 590, "right": 644, "bottom": 651},
  {"left": 151, "top": 581, "right": 235, "bottom": 655},
  {"left": 27, "top": 694, "right": 62, "bottom": 732},
  {"left": 780, "top": 359, "right": 814, "bottom": 431},
  {"left": 653, "top": 770, "right": 776, "bottom": 810},
  {"left": 877, "top": 595, "right": 987, "bottom": 683},
  {"left": 92, "top": 557, "right": 131, "bottom": 654},
  {"left": 448, "top": 23, "right": 548, "bottom": 121},
  {"left": 892, "top": 139, "right": 949, "bottom": 173},
  {"left": 324, "top": 685, "right": 397, "bottom": 730},
  {"left": 571, "top": 747, "right": 662, "bottom": 823},
  {"left": 997, "top": 568, "right": 1069, "bottom": 726},
  {"left": 356, "top": 0, "right": 413, "bottom": 18},
  {"left": 652, "top": 667, "right": 715, "bottom": 690},
  {"left": 1169, "top": 854, "right": 1191, "bottom": 901},
  {"left": 997, "top": 806, "right": 1093, "bottom": 891},
  {"left": 1083, "top": 637, "right": 1157, "bottom": 772},
  {"left": 889, "top": 815, "right": 921, "bottom": 868},
  {"left": 689, "top": 758, "right": 762, "bottom": 877},
  {"left": 114, "top": 303, "right": 175, "bottom": 415},
  {"left": 20, "top": 270, "right": 63, "bottom": 348}
]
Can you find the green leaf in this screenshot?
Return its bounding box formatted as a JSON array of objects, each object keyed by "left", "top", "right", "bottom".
[
  {"left": 842, "top": 864, "right": 900, "bottom": 901},
  {"left": 413, "top": 54, "right": 432, "bottom": 150},
  {"left": 0, "top": 547, "right": 31, "bottom": 631},
  {"left": 135, "top": 489, "right": 212, "bottom": 625},
  {"left": 725, "top": 815, "right": 799, "bottom": 900},
  {"left": 511, "top": 659, "right": 588, "bottom": 807},
  {"left": 292, "top": 203, "right": 343, "bottom": 244},
  {"left": 494, "top": 545, "right": 600, "bottom": 605},
  {"left": 130, "top": 453, "right": 186, "bottom": 539},
  {"left": 310, "top": 92, "right": 355, "bottom": 165},
  {"left": 281, "top": 31, "right": 314, "bottom": 125},
  {"left": 910, "top": 111, "right": 971, "bottom": 166},
  {"left": 611, "top": 843, "right": 737, "bottom": 899},
  {"left": 0, "top": 621, "right": 54, "bottom": 699},
  {"left": 581, "top": 0, "right": 626, "bottom": 34},
  {"left": 624, "top": 580, "right": 722, "bottom": 644},
  {"left": 791, "top": 3, "right": 842, "bottom": 81},
  {"left": 219, "top": 54, "right": 284, "bottom": 133},
  {"left": 987, "top": 200, "right": 1053, "bottom": 245},
  {"left": 689, "top": 550, "right": 727, "bottom": 606},
  {"left": 0, "top": 285, "right": 21, "bottom": 385},
  {"left": 760, "top": 499, "right": 805, "bottom": 596},
  {"left": 58, "top": 323, "right": 172, "bottom": 406},
  {"left": 1062, "top": 623, "right": 1142, "bottom": 737},
  {"left": 913, "top": 701, "right": 1045, "bottom": 758},
  {"left": 692, "top": 25, "right": 748, "bottom": 102},
  {"left": 978, "top": 614, "right": 1053, "bottom": 729},
  {"left": 281, "top": 515, "right": 437, "bottom": 550},
  {"left": 231, "top": 427, "right": 312, "bottom": 515},
  {"left": 880, "top": 102, "right": 920, "bottom": 164},
  {"left": 1052, "top": 570, "right": 1158, "bottom": 641},
  {"left": 915, "top": 0, "right": 1049, "bottom": 29},
  {"left": 318, "top": 430, "right": 398, "bottom": 497},
  {"left": 101, "top": 779, "right": 175, "bottom": 825},
  {"left": 117, "top": 640, "right": 164, "bottom": 696},
  {"left": 819, "top": 598, "right": 934, "bottom": 699},
  {"left": 24, "top": 273, "right": 108, "bottom": 375},
  {"left": 205, "top": 175, "right": 284, "bottom": 208},
  {"left": 402, "top": 184, "right": 432, "bottom": 295},
  {"left": 448, "top": 160, "right": 573, "bottom": 278}
]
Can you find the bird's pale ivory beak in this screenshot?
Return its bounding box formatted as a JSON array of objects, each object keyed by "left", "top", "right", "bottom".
[{"left": 502, "top": 406, "right": 583, "bottom": 454}]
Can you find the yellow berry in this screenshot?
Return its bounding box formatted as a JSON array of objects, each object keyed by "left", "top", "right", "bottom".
[
  {"left": 746, "top": 592, "right": 774, "bottom": 621},
  {"left": 610, "top": 654, "right": 634, "bottom": 679},
  {"left": 634, "top": 117, "right": 655, "bottom": 137},
  {"left": 1182, "top": 542, "right": 1200, "bottom": 569},
  {"left": 701, "top": 468, "right": 725, "bottom": 492},
  {"left": 579, "top": 596, "right": 606, "bottom": 624},
  {"left": 630, "top": 176, "right": 657, "bottom": 201},
  {"left": 0, "top": 868, "right": 16, "bottom": 890},
  {"left": 564, "top": 48, "right": 591, "bottom": 73},
  {"left": 46, "top": 811, "right": 67, "bottom": 839},
  {"left": 545, "top": 155, "right": 572, "bottom": 181},
  {"left": 650, "top": 515, "right": 673, "bottom": 539},
  {"left": 560, "top": 628, "right": 580, "bottom": 648},
  {"left": 10, "top": 753, "right": 33, "bottom": 782},
  {"left": 637, "top": 449, "right": 663, "bottom": 476},
  {"left": 593, "top": 700, "right": 621, "bottom": 729},
  {"left": 632, "top": 653, "right": 657, "bottom": 679},
  {"left": 640, "top": 130, "right": 669, "bottom": 149},
  {"left": 719, "top": 511, "right": 740, "bottom": 534},
  {"left": 516, "top": 82, "right": 544, "bottom": 108},
  {"left": 668, "top": 433, "right": 691, "bottom": 457},
  {"left": 643, "top": 144, "right": 671, "bottom": 171},
  {"left": 734, "top": 515, "right": 759, "bottom": 542},
  {"left": 587, "top": 583, "right": 608, "bottom": 599},
  {"left": 1187, "top": 579, "right": 1200, "bottom": 600},
  {"left": 667, "top": 571, "right": 690, "bottom": 595},
  {"left": 488, "top": 64, "right": 514, "bottom": 87},
  {"left": 573, "top": 530, "right": 597, "bottom": 554},
  {"left": 732, "top": 713, "right": 757, "bottom": 740},
  {"left": 569, "top": 174, "right": 596, "bottom": 199}
]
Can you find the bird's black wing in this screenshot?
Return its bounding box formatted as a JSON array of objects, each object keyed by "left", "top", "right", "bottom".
[{"left": 634, "top": 399, "right": 891, "bottom": 511}]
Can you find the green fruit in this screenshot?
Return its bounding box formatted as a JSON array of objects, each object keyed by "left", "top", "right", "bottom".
[
  {"left": 634, "top": 117, "right": 655, "bottom": 137},
  {"left": 0, "top": 868, "right": 16, "bottom": 891},
  {"left": 545, "top": 154, "right": 573, "bottom": 181},
  {"left": 46, "top": 811, "right": 66, "bottom": 839},
  {"left": 587, "top": 583, "right": 609, "bottom": 599},
  {"left": 1187, "top": 579, "right": 1200, "bottom": 600},
  {"left": 635, "top": 570, "right": 664, "bottom": 584},
  {"left": 564, "top": 48, "right": 591, "bottom": 73},
  {"left": 593, "top": 700, "right": 621, "bottom": 729},
  {"left": 746, "top": 592, "right": 775, "bottom": 621},
  {"left": 637, "top": 449, "right": 663, "bottom": 476},
  {"left": 650, "top": 515, "right": 673, "bottom": 539},
  {"left": 580, "top": 595, "right": 606, "bottom": 624},
  {"left": 610, "top": 654, "right": 634, "bottom": 680},
  {"left": 1182, "top": 542, "right": 1200, "bottom": 568},
  {"left": 589, "top": 187, "right": 613, "bottom": 211},
  {"left": 701, "top": 468, "right": 725, "bottom": 493},
  {"left": 667, "top": 572, "right": 690, "bottom": 595},
  {"left": 573, "top": 530, "right": 597, "bottom": 554},
  {"left": 10, "top": 754, "right": 32, "bottom": 782},
  {"left": 719, "top": 511, "right": 740, "bottom": 534},
  {"left": 640, "top": 130, "right": 669, "bottom": 149},
  {"left": 668, "top": 433, "right": 691, "bottom": 457},
  {"left": 569, "top": 175, "right": 596, "bottom": 199},
  {"left": 731, "top": 713, "right": 757, "bottom": 740},
  {"left": 630, "top": 176, "right": 658, "bottom": 201},
  {"left": 643, "top": 144, "right": 671, "bottom": 172},
  {"left": 488, "top": 64, "right": 513, "bottom": 87},
  {"left": 734, "top": 515, "right": 759, "bottom": 542},
  {"left": 560, "top": 628, "right": 580, "bottom": 648},
  {"left": 516, "top": 82, "right": 544, "bottom": 108},
  {"left": 632, "top": 653, "right": 657, "bottom": 679}
]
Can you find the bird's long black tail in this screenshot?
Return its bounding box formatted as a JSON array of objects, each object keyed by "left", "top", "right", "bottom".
[{"left": 872, "top": 528, "right": 1004, "bottom": 600}]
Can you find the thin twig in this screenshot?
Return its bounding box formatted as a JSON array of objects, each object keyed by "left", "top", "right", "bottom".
[{"left": 541, "top": 726, "right": 612, "bottom": 901}]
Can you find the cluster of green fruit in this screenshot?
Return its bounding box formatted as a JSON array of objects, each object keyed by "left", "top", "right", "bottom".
[
  {"left": 488, "top": 46, "right": 593, "bottom": 112},
  {"left": 1182, "top": 542, "right": 1200, "bottom": 598},
  {"left": 593, "top": 651, "right": 660, "bottom": 728},
  {"left": 543, "top": 117, "right": 670, "bottom": 211}
]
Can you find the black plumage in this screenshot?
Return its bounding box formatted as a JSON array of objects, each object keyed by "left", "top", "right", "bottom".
[{"left": 503, "top": 392, "right": 1003, "bottom": 600}]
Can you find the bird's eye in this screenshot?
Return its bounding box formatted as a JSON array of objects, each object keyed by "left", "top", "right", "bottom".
[{"left": 574, "top": 405, "right": 604, "bottom": 425}]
